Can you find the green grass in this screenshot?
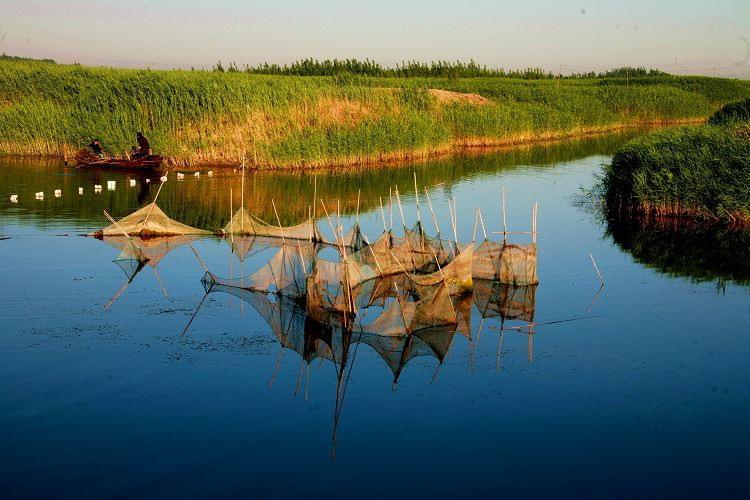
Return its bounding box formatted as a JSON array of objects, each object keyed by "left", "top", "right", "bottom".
[
  {"left": 603, "top": 98, "right": 750, "bottom": 224},
  {"left": 2, "top": 59, "right": 750, "bottom": 168}
]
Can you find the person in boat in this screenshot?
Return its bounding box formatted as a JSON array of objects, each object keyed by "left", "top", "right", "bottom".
[
  {"left": 133, "top": 132, "right": 151, "bottom": 159},
  {"left": 88, "top": 139, "right": 103, "bottom": 157}
]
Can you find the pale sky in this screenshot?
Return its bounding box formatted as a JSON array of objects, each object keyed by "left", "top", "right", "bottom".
[{"left": 2, "top": 0, "right": 749, "bottom": 77}]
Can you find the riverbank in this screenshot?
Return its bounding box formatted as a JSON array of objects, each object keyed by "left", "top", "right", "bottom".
[
  {"left": 2, "top": 60, "right": 750, "bottom": 168},
  {"left": 602, "top": 99, "right": 750, "bottom": 226}
]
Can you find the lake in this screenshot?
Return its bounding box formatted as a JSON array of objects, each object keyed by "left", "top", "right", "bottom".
[{"left": 1, "top": 133, "right": 749, "bottom": 498}]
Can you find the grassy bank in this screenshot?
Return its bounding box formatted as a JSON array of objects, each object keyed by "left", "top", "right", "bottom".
[
  {"left": 602, "top": 98, "right": 750, "bottom": 225},
  {"left": 2, "top": 60, "right": 750, "bottom": 168}
]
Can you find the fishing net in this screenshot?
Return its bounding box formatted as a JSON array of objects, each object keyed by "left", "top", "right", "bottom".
[
  {"left": 113, "top": 239, "right": 149, "bottom": 282},
  {"left": 223, "top": 207, "right": 321, "bottom": 242},
  {"left": 356, "top": 325, "right": 456, "bottom": 382},
  {"left": 473, "top": 279, "right": 537, "bottom": 322},
  {"left": 93, "top": 203, "right": 211, "bottom": 237},
  {"left": 202, "top": 243, "right": 314, "bottom": 297},
  {"left": 403, "top": 221, "right": 455, "bottom": 273},
  {"left": 473, "top": 240, "right": 538, "bottom": 285},
  {"left": 408, "top": 244, "right": 474, "bottom": 297},
  {"left": 102, "top": 235, "right": 199, "bottom": 268},
  {"left": 359, "top": 281, "right": 457, "bottom": 337}
]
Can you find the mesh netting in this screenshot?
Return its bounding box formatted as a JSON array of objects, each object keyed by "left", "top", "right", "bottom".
[
  {"left": 403, "top": 221, "right": 455, "bottom": 273},
  {"left": 94, "top": 203, "right": 211, "bottom": 237},
  {"left": 113, "top": 239, "right": 148, "bottom": 282},
  {"left": 103, "top": 235, "right": 198, "bottom": 268},
  {"left": 203, "top": 243, "right": 314, "bottom": 297},
  {"left": 473, "top": 279, "right": 537, "bottom": 322},
  {"left": 223, "top": 207, "right": 321, "bottom": 242},
  {"left": 473, "top": 240, "right": 538, "bottom": 285},
  {"left": 408, "top": 244, "right": 474, "bottom": 297}
]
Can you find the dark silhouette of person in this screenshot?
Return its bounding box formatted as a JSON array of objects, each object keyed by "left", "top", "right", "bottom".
[
  {"left": 135, "top": 132, "right": 151, "bottom": 158},
  {"left": 88, "top": 139, "right": 103, "bottom": 156}
]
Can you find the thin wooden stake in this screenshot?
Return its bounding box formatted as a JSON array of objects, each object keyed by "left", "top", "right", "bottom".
[
  {"left": 502, "top": 186, "right": 507, "bottom": 242},
  {"left": 389, "top": 186, "right": 393, "bottom": 229},
  {"left": 413, "top": 172, "right": 421, "bottom": 224},
  {"left": 472, "top": 208, "right": 479, "bottom": 243},
  {"left": 589, "top": 252, "right": 605, "bottom": 284},
  {"left": 477, "top": 207, "right": 488, "bottom": 240},
  {"left": 395, "top": 186, "right": 406, "bottom": 228},
  {"left": 423, "top": 187, "right": 440, "bottom": 236},
  {"left": 356, "top": 189, "right": 360, "bottom": 224},
  {"left": 142, "top": 175, "right": 167, "bottom": 230},
  {"left": 271, "top": 198, "right": 285, "bottom": 243},
  {"left": 379, "top": 197, "right": 387, "bottom": 232}
]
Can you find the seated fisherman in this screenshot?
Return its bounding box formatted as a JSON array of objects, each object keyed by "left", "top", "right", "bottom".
[
  {"left": 88, "top": 139, "right": 103, "bottom": 157},
  {"left": 133, "top": 131, "right": 151, "bottom": 159}
]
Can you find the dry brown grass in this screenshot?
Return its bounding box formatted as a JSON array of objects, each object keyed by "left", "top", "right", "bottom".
[{"left": 428, "top": 89, "right": 490, "bottom": 105}]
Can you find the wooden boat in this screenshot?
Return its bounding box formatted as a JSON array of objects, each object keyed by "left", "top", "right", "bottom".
[{"left": 72, "top": 151, "right": 164, "bottom": 170}]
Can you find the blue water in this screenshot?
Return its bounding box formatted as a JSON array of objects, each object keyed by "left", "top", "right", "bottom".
[{"left": 1, "top": 140, "right": 749, "bottom": 498}]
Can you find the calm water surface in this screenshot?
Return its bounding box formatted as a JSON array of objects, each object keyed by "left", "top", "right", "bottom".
[{"left": 1, "top": 134, "right": 749, "bottom": 498}]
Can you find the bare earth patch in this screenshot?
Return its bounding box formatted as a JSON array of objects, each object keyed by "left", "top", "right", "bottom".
[{"left": 428, "top": 89, "right": 490, "bottom": 105}]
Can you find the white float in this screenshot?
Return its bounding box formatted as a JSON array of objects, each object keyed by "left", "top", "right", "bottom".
[
  {"left": 54, "top": 189, "right": 62, "bottom": 197},
  {"left": 207, "top": 171, "right": 213, "bottom": 177},
  {"left": 159, "top": 175, "right": 167, "bottom": 182},
  {"left": 107, "top": 181, "right": 116, "bottom": 190},
  {"left": 194, "top": 172, "right": 200, "bottom": 177},
  {"left": 129, "top": 179, "right": 136, "bottom": 187},
  {"left": 78, "top": 187, "right": 84, "bottom": 195},
  {"left": 10, "top": 194, "right": 18, "bottom": 203}
]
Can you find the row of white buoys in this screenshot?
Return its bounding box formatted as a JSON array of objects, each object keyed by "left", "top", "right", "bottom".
[{"left": 11, "top": 169, "right": 219, "bottom": 204}]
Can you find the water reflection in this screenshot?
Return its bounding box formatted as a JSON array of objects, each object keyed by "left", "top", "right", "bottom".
[
  {"left": 606, "top": 215, "right": 750, "bottom": 287},
  {"left": 0, "top": 130, "right": 641, "bottom": 233}
]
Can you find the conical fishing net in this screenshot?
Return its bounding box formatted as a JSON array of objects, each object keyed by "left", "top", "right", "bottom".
[
  {"left": 473, "top": 279, "right": 537, "bottom": 322},
  {"left": 113, "top": 239, "right": 149, "bottom": 282},
  {"left": 203, "top": 243, "right": 314, "bottom": 297},
  {"left": 94, "top": 203, "right": 211, "bottom": 237},
  {"left": 473, "top": 240, "right": 538, "bottom": 285}
]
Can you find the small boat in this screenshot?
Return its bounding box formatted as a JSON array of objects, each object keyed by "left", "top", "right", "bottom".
[{"left": 72, "top": 151, "right": 164, "bottom": 171}]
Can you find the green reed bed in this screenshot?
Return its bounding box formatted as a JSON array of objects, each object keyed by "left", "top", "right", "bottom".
[
  {"left": 603, "top": 98, "right": 750, "bottom": 225},
  {"left": 2, "top": 60, "right": 749, "bottom": 168}
]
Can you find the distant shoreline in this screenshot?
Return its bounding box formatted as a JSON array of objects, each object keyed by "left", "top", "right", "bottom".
[{"left": 1, "top": 59, "right": 748, "bottom": 170}]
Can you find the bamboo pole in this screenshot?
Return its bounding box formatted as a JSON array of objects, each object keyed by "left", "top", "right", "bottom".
[
  {"left": 103, "top": 210, "right": 135, "bottom": 241},
  {"left": 589, "top": 252, "right": 605, "bottom": 284},
  {"left": 477, "top": 207, "right": 488, "bottom": 240},
  {"left": 240, "top": 155, "right": 245, "bottom": 233},
  {"left": 356, "top": 189, "right": 360, "bottom": 225},
  {"left": 379, "top": 197, "right": 387, "bottom": 233},
  {"left": 141, "top": 175, "right": 167, "bottom": 230},
  {"left": 424, "top": 187, "right": 440, "bottom": 236},
  {"left": 472, "top": 208, "right": 479, "bottom": 243},
  {"left": 502, "top": 186, "right": 507, "bottom": 243},
  {"left": 395, "top": 186, "right": 406, "bottom": 228},
  {"left": 229, "top": 188, "right": 234, "bottom": 243},
  {"left": 413, "top": 172, "right": 421, "bottom": 225},
  {"left": 313, "top": 175, "right": 317, "bottom": 219},
  {"left": 389, "top": 186, "right": 393, "bottom": 230},
  {"left": 271, "top": 198, "right": 285, "bottom": 243}
]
